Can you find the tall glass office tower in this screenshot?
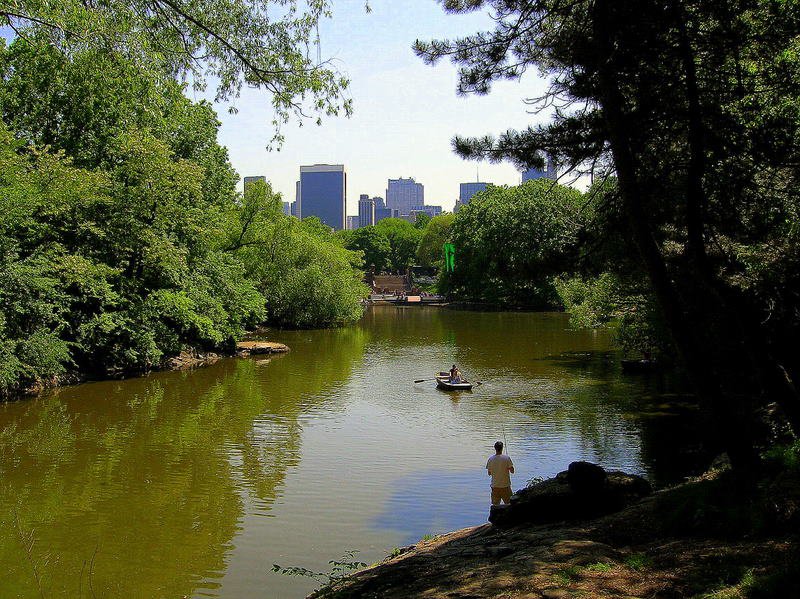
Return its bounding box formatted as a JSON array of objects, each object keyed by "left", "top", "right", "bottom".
[
  {"left": 299, "top": 165, "right": 346, "bottom": 230},
  {"left": 522, "top": 154, "right": 558, "bottom": 182}
]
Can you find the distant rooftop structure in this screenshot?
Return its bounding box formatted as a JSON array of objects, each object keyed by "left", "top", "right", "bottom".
[
  {"left": 412, "top": 205, "right": 443, "bottom": 218},
  {"left": 459, "top": 182, "right": 490, "bottom": 205},
  {"left": 243, "top": 175, "right": 266, "bottom": 191},
  {"left": 522, "top": 154, "right": 558, "bottom": 182}
]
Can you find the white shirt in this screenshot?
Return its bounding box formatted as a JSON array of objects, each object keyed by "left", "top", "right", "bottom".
[{"left": 486, "top": 454, "right": 514, "bottom": 488}]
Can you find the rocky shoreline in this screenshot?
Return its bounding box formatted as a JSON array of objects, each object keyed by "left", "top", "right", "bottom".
[
  {"left": 15, "top": 339, "right": 290, "bottom": 399},
  {"left": 167, "top": 340, "right": 290, "bottom": 370},
  {"left": 312, "top": 462, "right": 800, "bottom": 598}
]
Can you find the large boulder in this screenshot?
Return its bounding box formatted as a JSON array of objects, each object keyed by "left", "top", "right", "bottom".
[
  {"left": 489, "top": 462, "right": 652, "bottom": 528},
  {"left": 566, "top": 461, "right": 607, "bottom": 494}
]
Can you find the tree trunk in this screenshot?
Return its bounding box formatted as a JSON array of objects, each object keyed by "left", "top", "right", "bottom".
[{"left": 591, "top": 0, "right": 759, "bottom": 469}]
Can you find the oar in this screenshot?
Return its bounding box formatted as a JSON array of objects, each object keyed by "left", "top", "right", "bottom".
[{"left": 414, "top": 378, "right": 434, "bottom": 383}]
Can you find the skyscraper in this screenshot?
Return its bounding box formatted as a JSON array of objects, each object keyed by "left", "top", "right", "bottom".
[
  {"left": 459, "top": 182, "right": 490, "bottom": 205},
  {"left": 299, "top": 164, "right": 346, "bottom": 230},
  {"left": 522, "top": 154, "right": 558, "bottom": 182},
  {"left": 282, "top": 202, "right": 291, "bottom": 216},
  {"left": 358, "top": 194, "right": 375, "bottom": 228},
  {"left": 372, "top": 197, "right": 395, "bottom": 223},
  {"left": 386, "top": 177, "right": 424, "bottom": 216},
  {"left": 346, "top": 216, "right": 360, "bottom": 230}
]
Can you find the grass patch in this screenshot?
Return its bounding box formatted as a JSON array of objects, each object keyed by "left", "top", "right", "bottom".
[
  {"left": 742, "top": 556, "right": 800, "bottom": 598},
  {"left": 624, "top": 553, "right": 652, "bottom": 571},
  {"left": 555, "top": 565, "right": 582, "bottom": 585},
  {"left": 654, "top": 472, "right": 766, "bottom": 538},
  {"left": 585, "top": 561, "right": 613, "bottom": 573}
]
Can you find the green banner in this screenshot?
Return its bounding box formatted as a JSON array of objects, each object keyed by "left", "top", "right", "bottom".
[{"left": 443, "top": 243, "right": 455, "bottom": 272}]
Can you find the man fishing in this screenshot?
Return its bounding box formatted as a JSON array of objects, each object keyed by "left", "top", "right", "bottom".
[{"left": 486, "top": 441, "right": 514, "bottom": 505}]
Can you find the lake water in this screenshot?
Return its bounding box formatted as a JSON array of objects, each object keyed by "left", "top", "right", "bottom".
[{"left": 0, "top": 307, "right": 702, "bottom": 598}]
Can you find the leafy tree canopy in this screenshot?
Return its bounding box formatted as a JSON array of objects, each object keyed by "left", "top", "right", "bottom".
[
  {"left": 443, "top": 180, "right": 585, "bottom": 308},
  {"left": 416, "top": 213, "right": 455, "bottom": 268},
  {"left": 373, "top": 218, "right": 424, "bottom": 272},
  {"left": 0, "top": 0, "right": 352, "bottom": 145},
  {"left": 0, "top": 37, "right": 366, "bottom": 397},
  {"left": 344, "top": 226, "right": 392, "bottom": 272}
]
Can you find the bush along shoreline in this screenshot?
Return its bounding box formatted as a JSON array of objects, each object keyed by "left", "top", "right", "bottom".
[
  {"left": 10, "top": 338, "right": 293, "bottom": 400},
  {"left": 0, "top": 39, "right": 369, "bottom": 401}
]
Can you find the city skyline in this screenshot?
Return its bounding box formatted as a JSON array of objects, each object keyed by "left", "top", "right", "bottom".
[
  {"left": 238, "top": 161, "right": 526, "bottom": 217},
  {"left": 251, "top": 170, "right": 503, "bottom": 223},
  {"left": 208, "top": 1, "right": 549, "bottom": 214}
]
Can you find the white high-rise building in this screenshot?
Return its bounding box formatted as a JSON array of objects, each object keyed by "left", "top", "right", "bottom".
[
  {"left": 386, "top": 177, "right": 424, "bottom": 216},
  {"left": 358, "top": 194, "right": 375, "bottom": 228}
]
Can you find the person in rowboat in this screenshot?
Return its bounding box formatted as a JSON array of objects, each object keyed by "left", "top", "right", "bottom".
[
  {"left": 449, "top": 364, "right": 462, "bottom": 383},
  {"left": 486, "top": 441, "right": 514, "bottom": 505}
]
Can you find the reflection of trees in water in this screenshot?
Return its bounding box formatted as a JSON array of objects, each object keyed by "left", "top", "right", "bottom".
[
  {"left": 465, "top": 347, "right": 698, "bottom": 485},
  {"left": 359, "top": 307, "right": 698, "bottom": 484},
  {"left": 0, "top": 326, "right": 368, "bottom": 598}
]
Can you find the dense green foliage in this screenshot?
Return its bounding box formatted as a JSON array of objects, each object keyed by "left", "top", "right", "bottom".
[
  {"left": 227, "top": 186, "right": 368, "bottom": 328},
  {"left": 342, "top": 226, "right": 392, "bottom": 272},
  {"left": 418, "top": 0, "right": 800, "bottom": 465},
  {"left": 416, "top": 213, "right": 455, "bottom": 268},
  {"left": 341, "top": 218, "right": 424, "bottom": 272},
  {"left": 0, "top": 118, "right": 265, "bottom": 393},
  {"left": 441, "top": 180, "right": 586, "bottom": 308},
  {"left": 0, "top": 36, "right": 366, "bottom": 397},
  {"left": 374, "top": 218, "right": 424, "bottom": 272},
  {"left": 555, "top": 273, "right": 671, "bottom": 358}
]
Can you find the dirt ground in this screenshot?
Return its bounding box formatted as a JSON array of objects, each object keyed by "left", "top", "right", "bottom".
[{"left": 312, "top": 477, "right": 799, "bottom": 599}]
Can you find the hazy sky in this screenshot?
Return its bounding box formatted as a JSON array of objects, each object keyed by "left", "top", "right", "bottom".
[{"left": 209, "top": 1, "right": 550, "bottom": 212}]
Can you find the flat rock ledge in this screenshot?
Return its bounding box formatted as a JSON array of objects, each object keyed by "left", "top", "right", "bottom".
[{"left": 236, "top": 341, "right": 290, "bottom": 356}]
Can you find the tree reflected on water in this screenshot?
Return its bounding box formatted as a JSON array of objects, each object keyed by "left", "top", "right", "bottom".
[{"left": 0, "top": 326, "right": 369, "bottom": 598}]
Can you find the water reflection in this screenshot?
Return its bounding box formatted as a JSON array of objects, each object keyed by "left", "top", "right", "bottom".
[
  {"left": 0, "top": 307, "right": 701, "bottom": 598},
  {"left": 0, "top": 327, "right": 369, "bottom": 598}
]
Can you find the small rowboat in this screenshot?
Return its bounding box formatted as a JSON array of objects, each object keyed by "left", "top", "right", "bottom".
[{"left": 435, "top": 372, "right": 473, "bottom": 391}]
